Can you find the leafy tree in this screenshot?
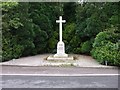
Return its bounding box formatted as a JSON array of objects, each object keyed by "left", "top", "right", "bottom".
[
  {"left": 63, "top": 3, "right": 76, "bottom": 22},
  {"left": 2, "top": 2, "right": 24, "bottom": 61},
  {"left": 76, "top": 3, "right": 104, "bottom": 40}
]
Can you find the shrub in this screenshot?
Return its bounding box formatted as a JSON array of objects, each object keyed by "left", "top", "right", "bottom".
[
  {"left": 2, "top": 37, "right": 24, "bottom": 61},
  {"left": 63, "top": 23, "right": 81, "bottom": 53},
  {"left": 92, "top": 31, "right": 109, "bottom": 48},
  {"left": 91, "top": 28, "right": 120, "bottom": 66},
  {"left": 91, "top": 42, "right": 120, "bottom": 66},
  {"left": 93, "top": 27, "right": 119, "bottom": 48},
  {"left": 81, "top": 39, "right": 93, "bottom": 54},
  {"left": 48, "top": 36, "right": 58, "bottom": 51},
  {"left": 72, "top": 48, "right": 81, "bottom": 54},
  {"left": 63, "top": 23, "right": 76, "bottom": 41}
]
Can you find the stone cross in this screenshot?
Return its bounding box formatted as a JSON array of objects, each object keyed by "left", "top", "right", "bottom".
[
  {"left": 54, "top": 16, "right": 68, "bottom": 58},
  {"left": 56, "top": 16, "right": 66, "bottom": 42},
  {"left": 47, "top": 16, "right": 74, "bottom": 60}
]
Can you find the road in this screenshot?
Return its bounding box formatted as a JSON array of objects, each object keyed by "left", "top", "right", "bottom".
[
  {"left": 0, "top": 66, "right": 120, "bottom": 89},
  {"left": 1, "top": 75, "right": 119, "bottom": 88}
]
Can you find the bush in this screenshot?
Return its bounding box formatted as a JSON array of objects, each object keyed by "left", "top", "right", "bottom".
[
  {"left": 66, "top": 36, "right": 81, "bottom": 53},
  {"left": 91, "top": 42, "right": 120, "bottom": 66},
  {"left": 47, "top": 30, "right": 58, "bottom": 53},
  {"left": 93, "top": 27, "right": 119, "bottom": 48},
  {"left": 63, "top": 23, "right": 76, "bottom": 41},
  {"left": 91, "top": 28, "right": 120, "bottom": 66},
  {"left": 2, "top": 37, "right": 24, "bottom": 61},
  {"left": 63, "top": 23, "right": 81, "bottom": 53},
  {"left": 72, "top": 48, "right": 81, "bottom": 54},
  {"left": 92, "top": 31, "right": 109, "bottom": 48},
  {"left": 81, "top": 39, "right": 93, "bottom": 54}
]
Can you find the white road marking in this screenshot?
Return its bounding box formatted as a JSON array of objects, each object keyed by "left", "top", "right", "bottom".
[{"left": 1, "top": 74, "right": 119, "bottom": 76}]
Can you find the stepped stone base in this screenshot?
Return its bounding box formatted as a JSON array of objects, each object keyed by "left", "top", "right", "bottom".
[
  {"left": 47, "top": 55, "right": 74, "bottom": 61},
  {"left": 54, "top": 53, "right": 68, "bottom": 58}
]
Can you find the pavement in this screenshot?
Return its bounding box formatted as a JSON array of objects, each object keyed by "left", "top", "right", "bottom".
[{"left": 0, "top": 54, "right": 118, "bottom": 69}]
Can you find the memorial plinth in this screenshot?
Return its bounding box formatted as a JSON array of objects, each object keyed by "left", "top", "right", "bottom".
[
  {"left": 47, "top": 16, "right": 73, "bottom": 61},
  {"left": 54, "top": 41, "right": 68, "bottom": 58}
]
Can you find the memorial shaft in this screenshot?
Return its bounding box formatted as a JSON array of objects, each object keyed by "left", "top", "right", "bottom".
[{"left": 56, "top": 16, "right": 66, "bottom": 42}]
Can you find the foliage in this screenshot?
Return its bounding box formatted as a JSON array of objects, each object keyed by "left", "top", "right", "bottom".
[
  {"left": 93, "top": 27, "right": 120, "bottom": 48},
  {"left": 91, "top": 42, "right": 120, "bottom": 66},
  {"left": 2, "top": 2, "right": 63, "bottom": 61},
  {"left": 91, "top": 28, "right": 120, "bottom": 66},
  {"left": 76, "top": 3, "right": 108, "bottom": 40},
  {"left": 63, "top": 23, "right": 81, "bottom": 53},
  {"left": 63, "top": 3, "right": 76, "bottom": 22},
  {"left": 1, "top": 2, "right": 18, "bottom": 11},
  {"left": 63, "top": 23, "right": 76, "bottom": 41},
  {"left": 2, "top": 35, "right": 24, "bottom": 61},
  {"left": 76, "top": 2, "right": 119, "bottom": 40},
  {"left": 2, "top": 2, "right": 35, "bottom": 61},
  {"left": 81, "top": 39, "right": 94, "bottom": 54}
]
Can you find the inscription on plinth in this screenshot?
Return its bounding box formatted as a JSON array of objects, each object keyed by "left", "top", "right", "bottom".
[
  {"left": 54, "top": 41, "right": 68, "bottom": 57},
  {"left": 57, "top": 41, "right": 65, "bottom": 54}
]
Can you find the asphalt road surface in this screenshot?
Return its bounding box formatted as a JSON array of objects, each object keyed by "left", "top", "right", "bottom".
[
  {"left": 1, "top": 75, "right": 119, "bottom": 88},
  {"left": 1, "top": 66, "right": 119, "bottom": 89}
]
